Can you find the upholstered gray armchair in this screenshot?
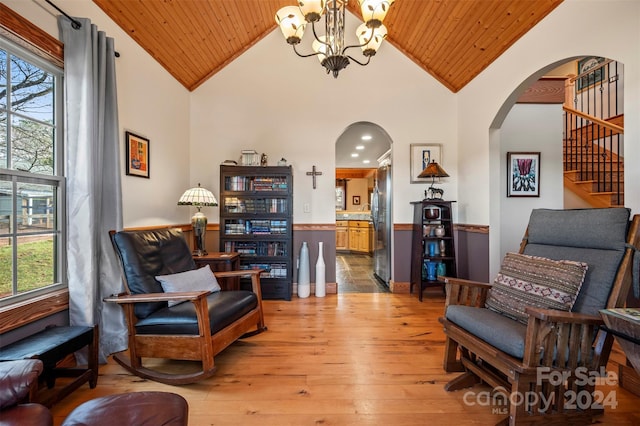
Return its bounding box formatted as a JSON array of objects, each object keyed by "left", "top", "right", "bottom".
[{"left": 440, "top": 208, "right": 640, "bottom": 425}]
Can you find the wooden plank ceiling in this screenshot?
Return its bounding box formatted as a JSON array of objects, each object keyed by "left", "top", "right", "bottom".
[{"left": 93, "top": 0, "right": 563, "bottom": 92}]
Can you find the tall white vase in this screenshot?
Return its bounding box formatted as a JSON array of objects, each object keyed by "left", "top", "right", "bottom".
[
  {"left": 315, "top": 241, "right": 326, "bottom": 297},
  {"left": 298, "top": 242, "right": 310, "bottom": 298}
]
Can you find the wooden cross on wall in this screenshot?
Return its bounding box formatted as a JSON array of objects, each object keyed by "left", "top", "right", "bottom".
[{"left": 306, "top": 165, "right": 322, "bottom": 189}]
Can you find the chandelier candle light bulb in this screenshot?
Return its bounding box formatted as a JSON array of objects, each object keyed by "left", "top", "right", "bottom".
[{"left": 275, "top": 0, "right": 395, "bottom": 78}]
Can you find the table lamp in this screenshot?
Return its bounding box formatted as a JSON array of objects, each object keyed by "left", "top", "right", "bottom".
[
  {"left": 178, "top": 183, "right": 218, "bottom": 256},
  {"left": 418, "top": 160, "right": 449, "bottom": 200}
]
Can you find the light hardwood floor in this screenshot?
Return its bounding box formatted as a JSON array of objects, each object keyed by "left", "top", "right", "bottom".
[{"left": 51, "top": 292, "right": 640, "bottom": 425}]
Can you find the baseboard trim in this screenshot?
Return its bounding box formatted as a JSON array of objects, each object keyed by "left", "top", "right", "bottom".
[
  {"left": 390, "top": 281, "right": 409, "bottom": 294},
  {"left": 292, "top": 282, "right": 337, "bottom": 296}
]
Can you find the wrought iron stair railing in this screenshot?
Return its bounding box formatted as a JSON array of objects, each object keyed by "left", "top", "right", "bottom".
[{"left": 563, "top": 59, "right": 624, "bottom": 207}]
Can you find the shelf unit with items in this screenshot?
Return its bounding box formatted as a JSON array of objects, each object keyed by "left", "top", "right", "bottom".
[
  {"left": 410, "top": 200, "right": 457, "bottom": 301},
  {"left": 219, "top": 165, "right": 293, "bottom": 300}
]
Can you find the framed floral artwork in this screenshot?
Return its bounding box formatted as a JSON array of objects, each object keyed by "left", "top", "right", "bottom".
[{"left": 507, "top": 152, "right": 540, "bottom": 197}]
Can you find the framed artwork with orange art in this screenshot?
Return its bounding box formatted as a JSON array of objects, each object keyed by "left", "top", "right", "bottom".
[{"left": 125, "top": 131, "right": 150, "bottom": 178}]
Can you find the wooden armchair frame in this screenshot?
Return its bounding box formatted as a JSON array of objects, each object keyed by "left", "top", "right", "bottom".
[
  {"left": 439, "top": 213, "right": 640, "bottom": 425},
  {"left": 105, "top": 270, "right": 265, "bottom": 385},
  {"left": 105, "top": 230, "right": 266, "bottom": 385}
]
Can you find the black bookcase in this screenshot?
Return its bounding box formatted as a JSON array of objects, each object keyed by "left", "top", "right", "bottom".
[
  {"left": 410, "top": 200, "right": 457, "bottom": 301},
  {"left": 219, "top": 165, "right": 293, "bottom": 300}
]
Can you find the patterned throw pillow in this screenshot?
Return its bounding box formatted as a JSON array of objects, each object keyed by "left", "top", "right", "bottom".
[{"left": 485, "top": 252, "right": 588, "bottom": 324}]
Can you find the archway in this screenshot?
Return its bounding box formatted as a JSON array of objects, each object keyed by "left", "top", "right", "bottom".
[
  {"left": 489, "top": 57, "right": 625, "bottom": 271},
  {"left": 335, "top": 121, "right": 393, "bottom": 292}
]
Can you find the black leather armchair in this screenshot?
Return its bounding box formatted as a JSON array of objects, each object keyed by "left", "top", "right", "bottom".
[
  {"left": 105, "top": 228, "right": 267, "bottom": 385},
  {"left": 0, "top": 359, "right": 189, "bottom": 426}
]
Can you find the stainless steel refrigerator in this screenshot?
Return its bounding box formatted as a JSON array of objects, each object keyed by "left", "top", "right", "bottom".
[{"left": 372, "top": 163, "right": 391, "bottom": 286}]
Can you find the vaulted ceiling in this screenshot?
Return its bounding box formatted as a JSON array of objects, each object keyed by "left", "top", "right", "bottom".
[{"left": 93, "top": 0, "right": 563, "bottom": 92}]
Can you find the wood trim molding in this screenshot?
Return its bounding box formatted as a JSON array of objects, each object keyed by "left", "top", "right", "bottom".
[
  {"left": 455, "top": 224, "right": 489, "bottom": 234},
  {"left": 0, "top": 4, "right": 64, "bottom": 67},
  {"left": 124, "top": 223, "right": 490, "bottom": 234},
  {"left": 394, "top": 223, "right": 489, "bottom": 233},
  {"left": 394, "top": 223, "right": 413, "bottom": 231},
  {"left": 294, "top": 224, "right": 337, "bottom": 231},
  {"left": 0, "top": 289, "right": 69, "bottom": 334},
  {"left": 517, "top": 77, "right": 566, "bottom": 104},
  {"left": 123, "top": 223, "right": 193, "bottom": 232}
]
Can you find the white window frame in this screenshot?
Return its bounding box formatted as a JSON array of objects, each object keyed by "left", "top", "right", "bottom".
[{"left": 0, "top": 37, "right": 66, "bottom": 306}]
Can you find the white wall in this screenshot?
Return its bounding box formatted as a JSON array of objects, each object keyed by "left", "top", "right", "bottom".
[
  {"left": 346, "top": 178, "right": 370, "bottom": 210},
  {"left": 457, "top": 0, "right": 640, "bottom": 277},
  {"left": 499, "top": 104, "right": 563, "bottom": 258},
  {"left": 189, "top": 12, "right": 458, "bottom": 226},
  {"left": 6, "top": 0, "right": 192, "bottom": 227},
  {"left": 9, "top": 0, "right": 640, "bottom": 281}
]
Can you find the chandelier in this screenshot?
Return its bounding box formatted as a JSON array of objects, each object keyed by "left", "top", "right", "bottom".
[{"left": 275, "top": 0, "right": 395, "bottom": 78}]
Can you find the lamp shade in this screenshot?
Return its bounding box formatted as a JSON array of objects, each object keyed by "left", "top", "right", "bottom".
[
  {"left": 356, "top": 23, "right": 387, "bottom": 54},
  {"left": 418, "top": 161, "right": 449, "bottom": 179},
  {"left": 358, "top": 0, "right": 395, "bottom": 26},
  {"left": 178, "top": 184, "right": 218, "bottom": 209},
  {"left": 297, "top": 0, "right": 326, "bottom": 22},
  {"left": 275, "top": 6, "right": 307, "bottom": 44}
]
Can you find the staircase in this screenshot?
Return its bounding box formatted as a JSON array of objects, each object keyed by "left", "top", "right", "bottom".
[{"left": 563, "top": 60, "right": 624, "bottom": 208}]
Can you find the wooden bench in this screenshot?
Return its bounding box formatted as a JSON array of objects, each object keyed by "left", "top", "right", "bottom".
[{"left": 0, "top": 325, "right": 99, "bottom": 407}]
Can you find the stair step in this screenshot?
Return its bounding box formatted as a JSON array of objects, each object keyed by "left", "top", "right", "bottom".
[
  {"left": 565, "top": 166, "right": 624, "bottom": 174},
  {"left": 574, "top": 181, "right": 624, "bottom": 192},
  {"left": 565, "top": 170, "right": 624, "bottom": 181}
]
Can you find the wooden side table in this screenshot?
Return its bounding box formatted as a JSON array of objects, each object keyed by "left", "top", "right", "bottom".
[
  {"left": 600, "top": 308, "right": 640, "bottom": 396},
  {"left": 193, "top": 252, "right": 241, "bottom": 291}
]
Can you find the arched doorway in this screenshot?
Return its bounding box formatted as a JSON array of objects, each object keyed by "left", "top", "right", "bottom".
[
  {"left": 335, "top": 121, "right": 393, "bottom": 292},
  {"left": 490, "top": 56, "right": 625, "bottom": 269}
]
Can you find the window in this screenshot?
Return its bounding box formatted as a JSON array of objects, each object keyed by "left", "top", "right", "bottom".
[{"left": 0, "top": 38, "right": 65, "bottom": 304}]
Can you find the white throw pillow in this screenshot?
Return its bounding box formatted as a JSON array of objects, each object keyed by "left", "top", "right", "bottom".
[{"left": 155, "top": 265, "right": 221, "bottom": 307}]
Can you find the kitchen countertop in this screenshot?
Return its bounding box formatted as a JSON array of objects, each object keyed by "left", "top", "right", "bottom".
[{"left": 336, "top": 211, "right": 372, "bottom": 221}]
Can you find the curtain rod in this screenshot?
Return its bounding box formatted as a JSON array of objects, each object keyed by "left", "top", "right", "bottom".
[
  {"left": 44, "top": 0, "right": 121, "bottom": 57},
  {"left": 45, "top": 0, "right": 81, "bottom": 29}
]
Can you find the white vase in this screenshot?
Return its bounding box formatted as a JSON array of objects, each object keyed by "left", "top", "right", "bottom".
[
  {"left": 315, "top": 241, "right": 326, "bottom": 297},
  {"left": 298, "top": 242, "right": 310, "bottom": 298}
]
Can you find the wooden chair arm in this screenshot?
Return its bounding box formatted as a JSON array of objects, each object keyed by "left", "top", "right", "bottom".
[
  {"left": 214, "top": 269, "right": 265, "bottom": 300},
  {"left": 521, "top": 308, "right": 607, "bottom": 371},
  {"left": 104, "top": 291, "right": 209, "bottom": 304},
  {"left": 443, "top": 276, "right": 492, "bottom": 308},
  {"left": 213, "top": 269, "right": 263, "bottom": 279},
  {"left": 444, "top": 277, "right": 493, "bottom": 288},
  {"left": 525, "top": 307, "right": 604, "bottom": 325}
]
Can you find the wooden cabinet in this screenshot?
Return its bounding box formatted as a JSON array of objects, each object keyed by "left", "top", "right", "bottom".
[
  {"left": 410, "top": 200, "right": 457, "bottom": 301},
  {"left": 193, "top": 252, "right": 241, "bottom": 291},
  {"left": 219, "top": 165, "right": 293, "bottom": 300},
  {"left": 336, "top": 221, "right": 348, "bottom": 251},
  {"left": 348, "top": 220, "right": 372, "bottom": 253},
  {"left": 336, "top": 219, "right": 373, "bottom": 253}
]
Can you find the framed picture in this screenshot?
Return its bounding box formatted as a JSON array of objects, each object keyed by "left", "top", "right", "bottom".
[
  {"left": 576, "top": 56, "right": 607, "bottom": 91},
  {"left": 352, "top": 195, "right": 361, "bottom": 206},
  {"left": 125, "top": 131, "right": 150, "bottom": 178},
  {"left": 507, "top": 152, "right": 540, "bottom": 197},
  {"left": 410, "top": 143, "right": 442, "bottom": 184}
]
